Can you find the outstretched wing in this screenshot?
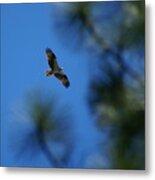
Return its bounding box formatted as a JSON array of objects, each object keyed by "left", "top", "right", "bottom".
[
  {"left": 46, "top": 48, "right": 56, "bottom": 60},
  {"left": 46, "top": 48, "right": 62, "bottom": 72},
  {"left": 55, "top": 73, "right": 70, "bottom": 88}
]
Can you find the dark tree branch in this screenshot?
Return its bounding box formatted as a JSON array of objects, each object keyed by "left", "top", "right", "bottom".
[
  {"left": 37, "top": 130, "right": 62, "bottom": 168},
  {"left": 80, "top": 14, "right": 141, "bottom": 81}
]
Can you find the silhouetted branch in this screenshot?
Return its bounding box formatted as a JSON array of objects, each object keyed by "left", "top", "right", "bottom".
[
  {"left": 79, "top": 11, "right": 142, "bottom": 82},
  {"left": 37, "top": 130, "right": 62, "bottom": 167}
]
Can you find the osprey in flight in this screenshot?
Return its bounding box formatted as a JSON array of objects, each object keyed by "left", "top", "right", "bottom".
[{"left": 45, "top": 48, "right": 70, "bottom": 88}]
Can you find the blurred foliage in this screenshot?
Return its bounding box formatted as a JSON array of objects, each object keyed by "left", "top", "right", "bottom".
[
  {"left": 118, "top": 0, "right": 145, "bottom": 48},
  {"left": 14, "top": 91, "right": 74, "bottom": 167},
  {"left": 53, "top": 1, "right": 145, "bottom": 51},
  {"left": 53, "top": 1, "right": 145, "bottom": 169}
]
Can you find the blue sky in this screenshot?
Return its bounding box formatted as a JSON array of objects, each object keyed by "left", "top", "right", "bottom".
[
  {"left": 1, "top": 1, "right": 144, "bottom": 168},
  {"left": 1, "top": 3, "right": 101, "bottom": 167}
]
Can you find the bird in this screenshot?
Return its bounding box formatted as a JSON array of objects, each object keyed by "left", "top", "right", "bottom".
[{"left": 45, "top": 48, "right": 70, "bottom": 88}]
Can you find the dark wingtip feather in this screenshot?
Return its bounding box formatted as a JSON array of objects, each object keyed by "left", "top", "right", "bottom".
[
  {"left": 45, "top": 48, "right": 52, "bottom": 54},
  {"left": 61, "top": 75, "right": 70, "bottom": 88},
  {"left": 65, "top": 81, "right": 70, "bottom": 88},
  {"left": 63, "top": 80, "right": 70, "bottom": 88}
]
